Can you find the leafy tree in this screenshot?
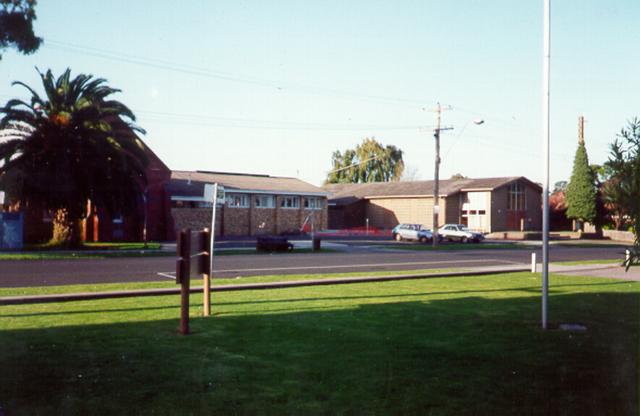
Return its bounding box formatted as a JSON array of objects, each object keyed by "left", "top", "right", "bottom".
[
  {"left": 450, "top": 173, "right": 467, "bottom": 181},
  {"left": 0, "top": 0, "right": 42, "bottom": 60},
  {"left": 603, "top": 118, "right": 640, "bottom": 240},
  {"left": 553, "top": 180, "right": 568, "bottom": 193},
  {"left": 565, "top": 141, "right": 597, "bottom": 228},
  {"left": 326, "top": 137, "right": 404, "bottom": 184},
  {"left": 0, "top": 68, "right": 148, "bottom": 247}
]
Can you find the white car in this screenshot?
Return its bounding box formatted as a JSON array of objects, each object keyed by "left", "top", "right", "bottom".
[{"left": 438, "top": 224, "right": 484, "bottom": 243}]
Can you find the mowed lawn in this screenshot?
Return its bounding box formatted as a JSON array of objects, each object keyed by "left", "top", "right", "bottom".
[{"left": 0, "top": 272, "right": 638, "bottom": 415}]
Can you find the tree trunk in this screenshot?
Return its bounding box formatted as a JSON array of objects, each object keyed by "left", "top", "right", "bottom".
[{"left": 51, "top": 209, "right": 84, "bottom": 248}]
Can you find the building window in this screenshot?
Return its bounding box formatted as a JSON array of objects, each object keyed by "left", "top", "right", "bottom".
[
  {"left": 508, "top": 183, "right": 526, "bottom": 211},
  {"left": 255, "top": 195, "right": 275, "bottom": 208},
  {"left": 226, "top": 193, "right": 249, "bottom": 208},
  {"left": 280, "top": 196, "right": 300, "bottom": 209},
  {"left": 304, "top": 197, "right": 323, "bottom": 210}
]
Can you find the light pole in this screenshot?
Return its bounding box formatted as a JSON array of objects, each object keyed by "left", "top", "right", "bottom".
[{"left": 541, "top": 0, "right": 551, "bottom": 329}]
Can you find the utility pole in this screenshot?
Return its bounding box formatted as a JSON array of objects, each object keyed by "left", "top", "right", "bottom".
[
  {"left": 430, "top": 102, "right": 453, "bottom": 247},
  {"left": 578, "top": 115, "right": 585, "bottom": 145}
]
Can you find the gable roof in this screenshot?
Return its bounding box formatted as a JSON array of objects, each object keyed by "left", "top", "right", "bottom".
[
  {"left": 324, "top": 176, "right": 541, "bottom": 202},
  {"left": 168, "top": 170, "right": 327, "bottom": 198}
]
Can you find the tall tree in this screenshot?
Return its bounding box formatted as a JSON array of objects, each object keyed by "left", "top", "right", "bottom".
[
  {"left": 603, "top": 118, "right": 640, "bottom": 242},
  {"left": 0, "top": 68, "right": 148, "bottom": 247},
  {"left": 326, "top": 137, "right": 404, "bottom": 184},
  {"left": 565, "top": 141, "right": 597, "bottom": 228},
  {"left": 0, "top": 0, "right": 42, "bottom": 60}
]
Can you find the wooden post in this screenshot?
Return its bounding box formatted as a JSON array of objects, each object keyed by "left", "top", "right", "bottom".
[
  {"left": 202, "top": 228, "right": 211, "bottom": 317},
  {"left": 177, "top": 229, "right": 191, "bottom": 335}
]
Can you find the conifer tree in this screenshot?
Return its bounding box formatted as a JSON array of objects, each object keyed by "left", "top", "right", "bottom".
[{"left": 565, "top": 142, "right": 597, "bottom": 227}]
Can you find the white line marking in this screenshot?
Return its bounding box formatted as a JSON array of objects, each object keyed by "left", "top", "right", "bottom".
[{"left": 157, "top": 272, "right": 176, "bottom": 280}]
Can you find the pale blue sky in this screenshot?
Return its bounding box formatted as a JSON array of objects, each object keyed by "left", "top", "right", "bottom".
[{"left": 1, "top": 1, "right": 638, "bottom": 186}]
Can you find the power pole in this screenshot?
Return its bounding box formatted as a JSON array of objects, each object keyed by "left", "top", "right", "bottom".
[
  {"left": 430, "top": 103, "right": 453, "bottom": 247},
  {"left": 578, "top": 115, "right": 585, "bottom": 145}
]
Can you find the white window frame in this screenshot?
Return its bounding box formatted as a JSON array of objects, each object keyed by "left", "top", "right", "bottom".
[
  {"left": 255, "top": 195, "right": 275, "bottom": 209},
  {"left": 280, "top": 196, "right": 300, "bottom": 209},
  {"left": 226, "top": 193, "right": 249, "bottom": 208},
  {"left": 304, "top": 197, "right": 323, "bottom": 210}
]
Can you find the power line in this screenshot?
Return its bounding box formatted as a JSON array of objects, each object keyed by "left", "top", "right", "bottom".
[{"left": 46, "top": 40, "right": 430, "bottom": 108}]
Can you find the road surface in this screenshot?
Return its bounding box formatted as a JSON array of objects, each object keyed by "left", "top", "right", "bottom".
[{"left": 0, "top": 244, "right": 627, "bottom": 287}]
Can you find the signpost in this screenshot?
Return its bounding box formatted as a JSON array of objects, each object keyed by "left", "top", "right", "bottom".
[
  {"left": 175, "top": 183, "right": 224, "bottom": 334},
  {"left": 203, "top": 183, "right": 224, "bottom": 316},
  {"left": 176, "top": 228, "right": 211, "bottom": 335}
]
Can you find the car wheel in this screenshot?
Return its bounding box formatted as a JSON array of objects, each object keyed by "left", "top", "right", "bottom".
[
  {"left": 461, "top": 237, "right": 468, "bottom": 244},
  {"left": 420, "top": 236, "right": 427, "bottom": 243},
  {"left": 395, "top": 234, "right": 402, "bottom": 241}
]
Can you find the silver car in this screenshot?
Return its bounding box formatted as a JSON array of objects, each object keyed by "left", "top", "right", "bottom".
[{"left": 392, "top": 224, "right": 433, "bottom": 243}]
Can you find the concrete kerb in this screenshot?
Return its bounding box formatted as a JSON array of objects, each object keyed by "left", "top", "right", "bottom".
[{"left": 0, "top": 264, "right": 529, "bottom": 306}]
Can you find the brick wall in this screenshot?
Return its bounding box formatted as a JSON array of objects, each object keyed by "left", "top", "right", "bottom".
[
  {"left": 223, "top": 207, "right": 251, "bottom": 236},
  {"left": 365, "top": 197, "right": 448, "bottom": 229},
  {"left": 490, "top": 181, "right": 542, "bottom": 232},
  {"left": 171, "top": 195, "right": 327, "bottom": 238},
  {"left": 171, "top": 208, "right": 223, "bottom": 236}
]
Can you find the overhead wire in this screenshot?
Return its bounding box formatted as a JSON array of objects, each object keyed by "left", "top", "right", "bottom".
[{"left": 46, "top": 40, "right": 429, "bottom": 108}]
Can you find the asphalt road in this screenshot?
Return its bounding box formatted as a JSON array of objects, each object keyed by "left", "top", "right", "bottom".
[{"left": 0, "top": 244, "right": 628, "bottom": 288}]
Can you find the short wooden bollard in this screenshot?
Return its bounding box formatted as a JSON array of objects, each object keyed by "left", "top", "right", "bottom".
[{"left": 177, "top": 229, "right": 191, "bottom": 335}]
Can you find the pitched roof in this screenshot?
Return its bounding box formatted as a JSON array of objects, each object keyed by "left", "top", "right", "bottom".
[
  {"left": 324, "top": 176, "right": 540, "bottom": 202},
  {"left": 168, "top": 170, "right": 327, "bottom": 198}
]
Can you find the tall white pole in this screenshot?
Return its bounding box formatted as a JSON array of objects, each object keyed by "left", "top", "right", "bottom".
[
  {"left": 542, "top": 0, "right": 551, "bottom": 330},
  {"left": 209, "top": 183, "right": 218, "bottom": 280}
]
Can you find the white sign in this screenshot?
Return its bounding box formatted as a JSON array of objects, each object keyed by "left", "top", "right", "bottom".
[
  {"left": 204, "top": 184, "right": 225, "bottom": 203},
  {"left": 433, "top": 205, "right": 440, "bottom": 214},
  {"left": 0, "top": 191, "right": 4, "bottom": 205}
]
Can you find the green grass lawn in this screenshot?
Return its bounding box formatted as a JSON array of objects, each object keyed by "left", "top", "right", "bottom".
[
  {"left": 0, "top": 268, "right": 463, "bottom": 297},
  {"left": 0, "top": 250, "right": 174, "bottom": 260},
  {"left": 0, "top": 247, "right": 336, "bottom": 260},
  {"left": 383, "top": 242, "right": 526, "bottom": 251},
  {"left": 1, "top": 272, "right": 638, "bottom": 415},
  {"left": 27, "top": 241, "right": 163, "bottom": 251}
]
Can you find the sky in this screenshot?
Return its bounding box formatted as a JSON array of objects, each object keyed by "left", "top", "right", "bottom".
[{"left": 1, "top": 0, "right": 638, "bottom": 187}]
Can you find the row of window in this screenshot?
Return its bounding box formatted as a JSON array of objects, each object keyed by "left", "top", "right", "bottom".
[
  {"left": 226, "top": 194, "right": 323, "bottom": 209},
  {"left": 173, "top": 195, "right": 323, "bottom": 209}
]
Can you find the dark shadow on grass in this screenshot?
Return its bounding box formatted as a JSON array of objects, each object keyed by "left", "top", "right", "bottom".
[{"left": 0, "top": 291, "right": 637, "bottom": 415}]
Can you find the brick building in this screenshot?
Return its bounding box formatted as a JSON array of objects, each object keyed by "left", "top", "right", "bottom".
[
  {"left": 325, "top": 177, "right": 542, "bottom": 233},
  {"left": 169, "top": 171, "right": 328, "bottom": 236},
  {"left": 2, "top": 136, "right": 174, "bottom": 244}
]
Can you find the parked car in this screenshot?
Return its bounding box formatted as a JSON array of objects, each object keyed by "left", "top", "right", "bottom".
[
  {"left": 391, "top": 224, "right": 434, "bottom": 243},
  {"left": 438, "top": 224, "right": 484, "bottom": 243}
]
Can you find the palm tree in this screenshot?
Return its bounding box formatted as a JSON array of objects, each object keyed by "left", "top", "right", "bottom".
[{"left": 0, "top": 68, "right": 148, "bottom": 247}]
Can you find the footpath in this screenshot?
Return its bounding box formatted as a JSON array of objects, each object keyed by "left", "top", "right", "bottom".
[{"left": 549, "top": 263, "right": 640, "bottom": 281}]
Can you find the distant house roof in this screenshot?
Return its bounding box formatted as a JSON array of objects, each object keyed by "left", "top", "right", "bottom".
[
  {"left": 324, "top": 176, "right": 541, "bottom": 204},
  {"left": 168, "top": 170, "right": 327, "bottom": 199}
]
